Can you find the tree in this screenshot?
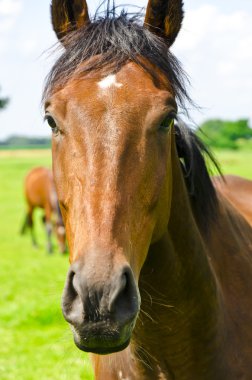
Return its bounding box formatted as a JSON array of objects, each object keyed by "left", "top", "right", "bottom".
[
  {"left": 197, "top": 119, "right": 252, "bottom": 149},
  {"left": 0, "top": 88, "right": 9, "bottom": 110}
]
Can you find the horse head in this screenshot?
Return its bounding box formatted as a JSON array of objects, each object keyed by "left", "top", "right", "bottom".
[{"left": 45, "top": 0, "right": 185, "bottom": 354}]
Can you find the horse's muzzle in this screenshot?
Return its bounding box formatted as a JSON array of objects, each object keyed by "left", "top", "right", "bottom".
[{"left": 61, "top": 261, "right": 140, "bottom": 354}]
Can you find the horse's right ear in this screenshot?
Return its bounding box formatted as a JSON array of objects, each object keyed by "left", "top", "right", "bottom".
[
  {"left": 144, "top": 0, "right": 184, "bottom": 47},
  {"left": 51, "top": 0, "right": 90, "bottom": 42}
]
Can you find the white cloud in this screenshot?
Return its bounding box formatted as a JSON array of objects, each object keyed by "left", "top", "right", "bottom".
[
  {"left": 0, "top": 0, "right": 21, "bottom": 16},
  {"left": 0, "top": 0, "right": 22, "bottom": 53},
  {"left": 173, "top": 4, "right": 252, "bottom": 123},
  {"left": 175, "top": 5, "right": 216, "bottom": 51},
  {"left": 176, "top": 5, "right": 251, "bottom": 53},
  {"left": 0, "top": 0, "right": 22, "bottom": 37},
  {"left": 0, "top": 16, "right": 15, "bottom": 32}
]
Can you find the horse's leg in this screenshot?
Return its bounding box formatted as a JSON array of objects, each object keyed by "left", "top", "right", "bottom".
[
  {"left": 27, "top": 207, "right": 38, "bottom": 247},
  {"left": 20, "top": 214, "right": 29, "bottom": 235},
  {"left": 44, "top": 206, "right": 53, "bottom": 254}
]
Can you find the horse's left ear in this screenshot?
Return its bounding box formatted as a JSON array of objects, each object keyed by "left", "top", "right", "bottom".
[
  {"left": 51, "top": 0, "right": 90, "bottom": 42},
  {"left": 144, "top": 0, "right": 184, "bottom": 46}
]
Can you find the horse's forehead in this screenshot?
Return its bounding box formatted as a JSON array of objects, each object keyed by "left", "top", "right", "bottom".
[
  {"left": 49, "top": 62, "right": 175, "bottom": 135},
  {"left": 59, "top": 62, "right": 172, "bottom": 107}
]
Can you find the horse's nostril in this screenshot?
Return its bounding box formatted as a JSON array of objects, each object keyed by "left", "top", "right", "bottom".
[
  {"left": 62, "top": 263, "right": 139, "bottom": 329},
  {"left": 109, "top": 267, "right": 139, "bottom": 321},
  {"left": 68, "top": 270, "right": 77, "bottom": 295},
  {"left": 109, "top": 272, "right": 127, "bottom": 313},
  {"left": 121, "top": 273, "right": 128, "bottom": 293},
  {"left": 72, "top": 272, "right": 79, "bottom": 293},
  {"left": 62, "top": 268, "right": 88, "bottom": 327},
  {"left": 62, "top": 269, "right": 80, "bottom": 321}
]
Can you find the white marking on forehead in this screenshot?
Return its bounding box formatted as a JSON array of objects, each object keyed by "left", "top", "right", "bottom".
[{"left": 98, "top": 74, "right": 123, "bottom": 89}]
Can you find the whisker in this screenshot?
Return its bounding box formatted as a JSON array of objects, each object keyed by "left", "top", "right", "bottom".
[
  {"left": 140, "top": 308, "right": 158, "bottom": 324},
  {"left": 134, "top": 343, "right": 155, "bottom": 371}
]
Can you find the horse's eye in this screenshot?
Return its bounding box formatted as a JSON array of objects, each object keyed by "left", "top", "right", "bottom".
[
  {"left": 45, "top": 115, "right": 59, "bottom": 134},
  {"left": 159, "top": 114, "right": 176, "bottom": 132}
]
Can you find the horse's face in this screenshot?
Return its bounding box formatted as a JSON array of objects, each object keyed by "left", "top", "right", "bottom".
[
  {"left": 46, "top": 63, "right": 175, "bottom": 352},
  {"left": 47, "top": 0, "right": 183, "bottom": 355}
]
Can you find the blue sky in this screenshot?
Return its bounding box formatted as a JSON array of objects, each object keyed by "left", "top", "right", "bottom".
[{"left": 0, "top": 0, "right": 252, "bottom": 139}]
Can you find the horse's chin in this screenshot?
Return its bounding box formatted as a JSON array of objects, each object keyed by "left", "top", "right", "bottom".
[
  {"left": 74, "top": 336, "right": 131, "bottom": 355},
  {"left": 71, "top": 321, "right": 134, "bottom": 355}
]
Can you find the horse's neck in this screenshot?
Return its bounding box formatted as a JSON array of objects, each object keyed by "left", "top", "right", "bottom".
[
  {"left": 90, "top": 347, "right": 137, "bottom": 380},
  {"left": 133, "top": 146, "right": 226, "bottom": 379}
]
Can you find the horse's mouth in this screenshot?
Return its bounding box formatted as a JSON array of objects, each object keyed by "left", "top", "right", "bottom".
[
  {"left": 71, "top": 320, "right": 134, "bottom": 354},
  {"left": 74, "top": 336, "right": 131, "bottom": 354}
]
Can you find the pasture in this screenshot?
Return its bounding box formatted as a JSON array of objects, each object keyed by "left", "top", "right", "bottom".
[
  {"left": 214, "top": 149, "right": 252, "bottom": 178},
  {"left": 0, "top": 148, "right": 251, "bottom": 379}
]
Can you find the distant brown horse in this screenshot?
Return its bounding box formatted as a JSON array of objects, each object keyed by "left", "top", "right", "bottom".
[
  {"left": 213, "top": 174, "right": 252, "bottom": 227},
  {"left": 21, "top": 167, "right": 66, "bottom": 253},
  {"left": 43, "top": 1, "right": 252, "bottom": 378}
]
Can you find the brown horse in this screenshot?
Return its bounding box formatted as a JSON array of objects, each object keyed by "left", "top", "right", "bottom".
[
  {"left": 213, "top": 174, "right": 252, "bottom": 227},
  {"left": 21, "top": 166, "right": 66, "bottom": 253},
  {"left": 43, "top": 1, "right": 252, "bottom": 378}
]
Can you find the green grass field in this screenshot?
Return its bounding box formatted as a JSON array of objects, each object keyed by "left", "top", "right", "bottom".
[
  {"left": 0, "top": 148, "right": 251, "bottom": 379},
  {"left": 214, "top": 149, "right": 252, "bottom": 178}
]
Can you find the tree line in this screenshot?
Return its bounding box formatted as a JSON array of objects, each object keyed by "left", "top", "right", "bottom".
[
  {"left": 0, "top": 136, "right": 51, "bottom": 149},
  {"left": 197, "top": 119, "right": 252, "bottom": 150}
]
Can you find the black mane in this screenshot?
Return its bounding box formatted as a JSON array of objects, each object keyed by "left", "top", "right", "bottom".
[
  {"left": 44, "top": 7, "right": 219, "bottom": 230},
  {"left": 175, "top": 118, "right": 220, "bottom": 232}
]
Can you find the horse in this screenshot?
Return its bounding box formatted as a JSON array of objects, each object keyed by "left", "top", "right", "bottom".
[
  {"left": 21, "top": 166, "right": 66, "bottom": 254},
  {"left": 43, "top": 1, "right": 252, "bottom": 378},
  {"left": 213, "top": 174, "right": 252, "bottom": 227}
]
